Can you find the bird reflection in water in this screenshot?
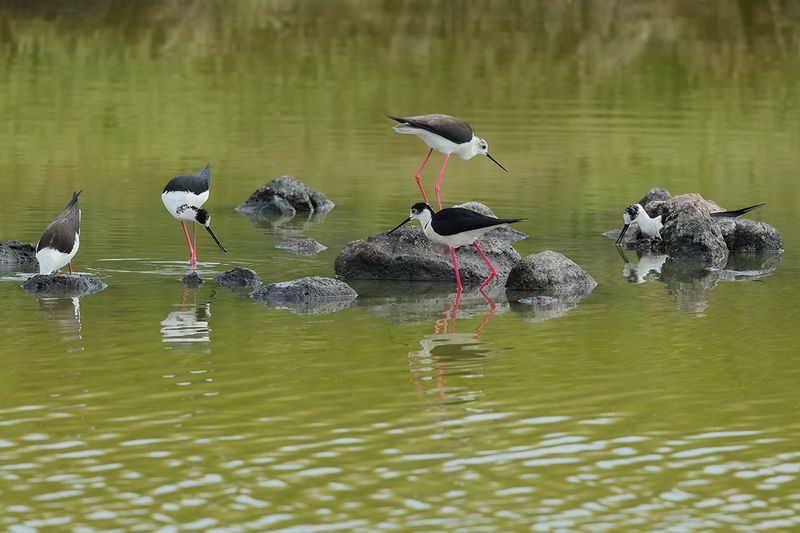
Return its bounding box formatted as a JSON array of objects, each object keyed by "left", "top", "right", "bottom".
[
  {"left": 160, "top": 286, "right": 213, "bottom": 347},
  {"left": 37, "top": 297, "right": 83, "bottom": 350},
  {"left": 617, "top": 247, "right": 668, "bottom": 284},
  {"left": 410, "top": 289, "right": 496, "bottom": 407}
]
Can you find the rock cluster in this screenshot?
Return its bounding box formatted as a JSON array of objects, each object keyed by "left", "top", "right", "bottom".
[
  {"left": 21, "top": 274, "right": 107, "bottom": 297},
  {"left": 0, "top": 240, "right": 37, "bottom": 264},
  {"left": 236, "top": 176, "right": 334, "bottom": 218}
]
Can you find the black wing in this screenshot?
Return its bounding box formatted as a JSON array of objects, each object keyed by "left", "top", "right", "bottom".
[
  {"left": 432, "top": 207, "right": 522, "bottom": 236},
  {"left": 388, "top": 114, "right": 473, "bottom": 144},
  {"left": 37, "top": 213, "right": 79, "bottom": 253},
  {"left": 711, "top": 203, "right": 765, "bottom": 218},
  {"left": 163, "top": 164, "right": 212, "bottom": 194}
]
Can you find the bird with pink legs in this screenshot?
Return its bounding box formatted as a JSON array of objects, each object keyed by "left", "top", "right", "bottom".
[{"left": 389, "top": 202, "right": 523, "bottom": 292}]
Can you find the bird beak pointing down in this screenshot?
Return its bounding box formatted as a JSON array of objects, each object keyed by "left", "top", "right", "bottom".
[
  {"left": 615, "top": 224, "right": 630, "bottom": 246},
  {"left": 205, "top": 226, "right": 228, "bottom": 253},
  {"left": 389, "top": 217, "right": 412, "bottom": 234},
  {"left": 486, "top": 153, "right": 507, "bottom": 172}
]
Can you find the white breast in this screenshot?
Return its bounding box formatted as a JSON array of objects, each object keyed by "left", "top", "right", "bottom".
[
  {"left": 37, "top": 233, "right": 80, "bottom": 275},
  {"left": 161, "top": 190, "right": 209, "bottom": 221},
  {"left": 423, "top": 221, "right": 498, "bottom": 248},
  {"left": 393, "top": 124, "right": 464, "bottom": 155},
  {"left": 638, "top": 215, "right": 663, "bottom": 239}
]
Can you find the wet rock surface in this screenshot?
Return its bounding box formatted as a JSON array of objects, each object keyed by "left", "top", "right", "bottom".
[
  {"left": 236, "top": 176, "right": 334, "bottom": 219},
  {"left": 505, "top": 251, "right": 597, "bottom": 296},
  {"left": 180, "top": 272, "right": 204, "bottom": 288},
  {"left": 661, "top": 200, "right": 728, "bottom": 265},
  {"left": 21, "top": 274, "right": 107, "bottom": 297},
  {"left": 334, "top": 227, "right": 520, "bottom": 285},
  {"left": 0, "top": 240, "right": 37, "bottom": 264},
  {"left": 716, "top": 218, "right": 783, "bottom": 252},
  {"left": 454, "top": 202, "right": 529, "bottom": 242},
  {"left": 252, "top": 276, "right": 357, "bottom": 303},
  {"left": 216, "top": 267, "right": 261, "bottom": 290},
  {"left": 275, "top": 238, "right": 328, "bottom": 256}
]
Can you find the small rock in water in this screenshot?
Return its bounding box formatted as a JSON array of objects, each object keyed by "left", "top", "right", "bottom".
[
  {"left": 181, "top": 272, "right": 204, "bottom": 288},
  {"left": 216, "top": 267, "right": 261, "bottom": 290},
  {"left": 334, "top": 227, "right": 520, "bottom": 285},
  {"left": 0, "top": 240, "right": 38, "bottom": 264},
  {"left": 21, "top": 274, "right": 107, "bottom": 297},
  {"left": 275, "top": 238, "right": 328, "bottom": 256},
  {"left": 252, "top": 276, "right": 357, "bottom": 303},
  {"left": 716, "top": 218, "right": 783, "bottom": 253},
  {"left": 454, "top": 202, "right": 529, "bottom": 242},
  {"left": 236, "top": 176, "right": 334, "bottom": 218},
  {"left": 505, "top": 251, "right": 597, "bottom": 296}
]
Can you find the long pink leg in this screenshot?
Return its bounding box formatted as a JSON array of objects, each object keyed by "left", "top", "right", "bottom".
[
  {"left": 181, "top": 221, "right": 196, "bottom": 264},
  {"left": 473, "top": 241, "right": 497, "bottom": 289},
  {"left": 434, "top": 154, "right": 450, "bottom": 210},
  {"left": 68, "top": 262, "right": 73, "bottom": 274},
  {"left": 449, "top": 245, "right": 462, "bottom": 291},
  {"left": 415, "top": 148, "right": 433, "bottom": 203},
  {"left": 193, "top": 222, "right": 197, "bottom": 263}
]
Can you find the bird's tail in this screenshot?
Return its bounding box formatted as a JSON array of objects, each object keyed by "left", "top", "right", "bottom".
[{"left": 711, "top": 203, "right": 765, "bottom": 218}]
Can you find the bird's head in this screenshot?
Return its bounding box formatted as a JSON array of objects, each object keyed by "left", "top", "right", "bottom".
[
  {"left": 473, "top": 136, "right": 507, "bottom": 172},
  {"left": 194, "top": 208, "right": 228, "bottom": 253},
  {"left": 389, "top": 202, "right": 434, "bottom": 233},
  {"left": 616, "top": 204, "right": 644, "bottom": 246}
]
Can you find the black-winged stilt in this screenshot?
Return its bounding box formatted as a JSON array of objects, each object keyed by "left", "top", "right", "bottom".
[
  {"left": 161, "top": 164, "right": 227, "bottom": 263},
  {"left": 388, "top": 114, "right": 507, "bottom": 209},
  {"left": 389, "top": 202, "right": 522, "bottom": 291},
  {"left": 616, "top": 202, "right": 765, "bottom": 245},
  {"left": 36, "top": 190, "right": 82, "bottom": 275}
]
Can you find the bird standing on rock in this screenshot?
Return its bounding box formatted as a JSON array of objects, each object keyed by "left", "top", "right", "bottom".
[
  {"left": 36, "top": 190, "right": 82, "bottom": 275},
  {"left": 161, "top": 164, "right": 227, "bottom": 265},
  {"left": 388, "top": 114, "right": 507, "bottom": 209},
  {"left": 390, "top": 202, "right": 523, "bottom": 291}
]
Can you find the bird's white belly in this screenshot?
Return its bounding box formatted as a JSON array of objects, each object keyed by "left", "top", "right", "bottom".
[
  {"left": 423, "top": 223, "right": 495, "bottom": 248},
  {"left": 639, "top": 217, "right": 663, "bottom": 239},
  {"left": 394, "top": 124, "right": 463, "bottom": 155},
  {"left": 37, "top": 233, "right": 79, "bottom": 274},
  {"left": 162, "top": 190, "right": 209, "bottom": 221}
]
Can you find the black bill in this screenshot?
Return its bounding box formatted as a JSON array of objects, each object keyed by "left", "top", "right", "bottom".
[
  {"left": 389, "top": 217, "right": 412, "bottom": 234},
  {"left": 486, "top": 153, "right": 508, "bottom": 172},
  {"left": 615, "top": 224, "right": 630, "bottom": 246},
  {"left": 205, "top": 226, "right": 228, "bottom": 253}
]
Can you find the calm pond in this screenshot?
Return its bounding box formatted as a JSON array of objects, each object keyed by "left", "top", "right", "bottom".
[{"left": 1, "top": 1, "right": 800, "bottom": 531}]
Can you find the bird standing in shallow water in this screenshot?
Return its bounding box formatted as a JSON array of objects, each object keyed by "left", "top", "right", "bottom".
[
  {"left": 390, "top": 202, "right": 523, "bottom": 291},
  {"left": 388, "top": 114, "right": 507, "bottom": 210},
  {"left": 36, "top": 190, "right": 82, "bottom": 275},
  {"left": 161, "top": 164, "right": 227, "bottom": 264}
]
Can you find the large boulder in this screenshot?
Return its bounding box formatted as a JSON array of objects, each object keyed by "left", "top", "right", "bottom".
[
  {"left": 637, "top": 187, "right": 671, "bottom": 208},
  {"left": 334, "top": 227, "right": 520, "bottom": 285},
  {"left": 21, "top": 274, "right": 107, "bottom": 297},
  {"left": 454, "top": 202, "right": 528, "bottom": 242},
  {"left": 505, "top": 251, "right": 597, "bottom": 296},
  {"left": 661, "top": 199, "right": 728, "bottom": 265},
  {"left": 216, "top": 267, "right": 261, "bottom": 290},
  {"left": 236, "top": 176, "right": 334, "bottom": 218},
  {"left": 275, "top": 238, "right": 328, "bottom": 256},
  {"left": 0, "top": 241, "right": 37, "bottom": 264},
  {"left": 252, "top": 276, "right": 357, "bottom": 315}
]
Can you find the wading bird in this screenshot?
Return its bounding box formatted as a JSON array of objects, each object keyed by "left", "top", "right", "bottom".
[{"left": 36, "top": 190, "right": 82, "bottom": 275}]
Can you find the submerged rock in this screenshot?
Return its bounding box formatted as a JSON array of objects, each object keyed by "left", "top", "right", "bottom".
[
  {"left": 252, "top": 276, "right": 357, "bottom": 303},
  {"left": 216, "top": 267, "right": 261, "bottom": 290},
  {"left": 236, "top": 176, "right": 334, "bottom": 218},
  {"left": 716, "top": 218, "right": 783, "bottom": 253},
  {"left": 21, "top": 274, "right": 107, "bottom": 297},
  {"left": 334, "top": 227, "right": 520, "bottom": 286},
  {"left": 454, "top": 202, "right": 529, "bottom": 242},
  {"left": 180, "top": 272, "right": 204, "bottom": 288},
  {"left": 505, "top": 251, "right": 597, "bottom": 296},
  {"left": 275, "top": 238, "right": 328, "bottom": 256},
  {"left": 0, "top": 240, "right": 37, "bottom": 264}
]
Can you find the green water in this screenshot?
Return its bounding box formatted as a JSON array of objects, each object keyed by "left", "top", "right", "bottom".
[{"left": 2, "top": 1, "right": 800, "bottom": 530}]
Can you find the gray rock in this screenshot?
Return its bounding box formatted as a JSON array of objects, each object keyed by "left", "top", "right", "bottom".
[
  {"left": 716, "top": 218, "right": 783, "bottom": 252},
  {"left": 661, "top": 200, "right": 728, "bottom": 265},
  {"left": 334, "top": 227, "right": 521, "bottom": 285},
  {"left": 0, "top": 240, "right": 37, "bottom": 264},
  {"left": 216, "top": 267, "right": 261, "bottom": 290},
  {"left": 181, "top": 272, "right": 204, "bottom": 288},
  {"left": 252, "top": 276, "right": 357, "bottom": 303},
  {"left": 454, "top": 202, "right": 528, "bottom": 242},
  {"left": 275, "top": 238, "right": 328, "bottom": 256},
  {"left": 236, "top": 176, "right": 334, "bottom": 218},
  {"left": 21, "top": 274, "right": 107, "bottom": 297},
  {"left": 637, "top": 187, "right": 671, "bottom": 208},
  {"left": 505, "top": 251, "right": 597, "bottom": 296}
]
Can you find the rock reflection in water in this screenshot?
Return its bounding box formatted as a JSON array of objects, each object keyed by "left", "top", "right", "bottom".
[
  {"left": 37, "top": 297, "right": 82, "bottom": 348},
  {"left": 661, "top": 253, "right": 782, "bottom": 314},
  {"left": 243, "top": 210, "right": 329, "bottom": 239},
  {"left": 160, "top": 287, "right": 213, "bottom": 346}
]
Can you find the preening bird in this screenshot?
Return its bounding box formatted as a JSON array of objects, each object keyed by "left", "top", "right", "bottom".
[{"left": 36, "top": 190, "right": 82, "bottom": 275}]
